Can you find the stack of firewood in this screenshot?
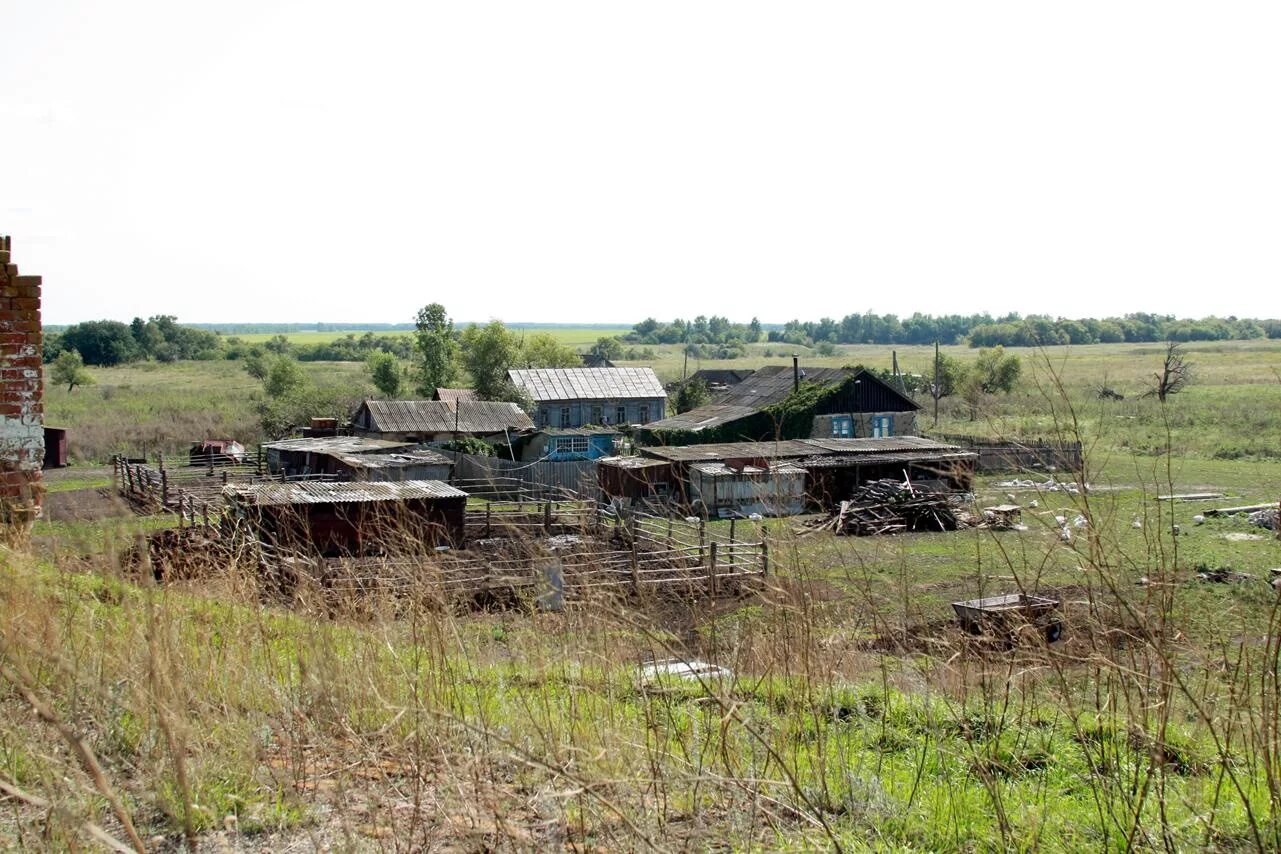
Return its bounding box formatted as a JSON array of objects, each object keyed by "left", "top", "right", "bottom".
[{"left": 801, "top": 479, "right": 961, "bottom": 536}]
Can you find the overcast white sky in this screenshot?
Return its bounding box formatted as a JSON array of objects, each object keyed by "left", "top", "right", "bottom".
[{"left": 3, "top": 2, "right": 1278, "bottom": 326}]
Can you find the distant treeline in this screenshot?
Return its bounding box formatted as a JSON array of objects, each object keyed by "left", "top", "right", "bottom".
[
  {"left": 44, "top": 318, "right": 416, "bottom": 366},
  {"left": 626, "top": 313, "right": 1281, "bottom": 349}
]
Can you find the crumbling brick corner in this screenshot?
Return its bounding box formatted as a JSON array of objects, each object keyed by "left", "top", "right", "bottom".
[{"left": 0, "top": 235, "right": 44, "bottom": 534}]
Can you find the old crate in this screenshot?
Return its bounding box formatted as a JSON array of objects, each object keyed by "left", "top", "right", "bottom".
[{"left": 952, "top": 593, "right": 1062, "bottom": 642}]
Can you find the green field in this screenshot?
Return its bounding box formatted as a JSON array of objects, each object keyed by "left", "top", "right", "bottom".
[{"left": 13, "top": 340, "right": 1281, "bottom": 848}]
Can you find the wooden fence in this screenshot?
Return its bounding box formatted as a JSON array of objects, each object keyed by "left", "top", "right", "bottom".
[
  {"left": 444, "top": 452, "right": 598, "bottom": 498},
  {"left": 926, "top": 433, "right": 1083, "bottom": 473}
]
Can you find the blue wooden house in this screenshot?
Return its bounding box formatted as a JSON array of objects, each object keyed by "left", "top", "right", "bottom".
[
  {"left": 515, "top": 428, "right": 621, "bottom": 462},
  {"left": 507, "top": 367, "right": 668, "bottom": 429}
]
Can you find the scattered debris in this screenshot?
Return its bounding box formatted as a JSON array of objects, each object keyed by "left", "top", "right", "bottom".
[
  {"left": 982, "top": 504, "right": 1022, "bottom": 530},
  {"left": 994, "top": 478, "right": 1087, "bottom": 494},
  {"left": 1205, "top": 503, "right": 1277, "bottom": 518},
  {"left": 637, "top": 658, "right": 731, "bottom": 688},
  {"left": 1156, "top": 493, "right": 1225, "bottom": 502},
  {"left": 1194, "top": 566, "right": 1255, "bottom": 584},
  {"left": 1249, "top": 508, "right": 1278, "bottom": 530},
  {"left": 802, "top": 480, "right": 960, "bottom": 536}
]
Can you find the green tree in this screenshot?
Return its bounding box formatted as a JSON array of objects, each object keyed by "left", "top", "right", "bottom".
[
  {"left": 366, "top": 350, "right": 403, "bottom": 397},
  {"left": 590, "top": 336, "right": 624, "bottom": 361},
  {"left": 523, "top": 333, "right": 580, "bottom": 368},
  {"left": 414, "top": 303, "right": 460, "bottom": 395},
  {"left": 51, "top": 349, "right": 94, "bottom": 393},
  {"left": 459, "top": 321, "right": 523, "bottom": 400},
  {"left": 970, "top": 346, "right": 1022, "bottom": 394},
  {"left": 675, "top": 378, "right": 710, "bottom": 413},
  {"left": 263, "top": 356, "right": 306, "bottom": 399}
]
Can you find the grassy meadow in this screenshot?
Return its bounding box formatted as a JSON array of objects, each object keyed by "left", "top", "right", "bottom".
[{"left": 8, "top": 338, "right": 1281, "bottom": 849}]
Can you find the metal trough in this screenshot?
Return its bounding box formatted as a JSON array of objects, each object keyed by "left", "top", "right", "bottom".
[{"left": 952, "top": 593, "right": 1062, "bottom": 642}]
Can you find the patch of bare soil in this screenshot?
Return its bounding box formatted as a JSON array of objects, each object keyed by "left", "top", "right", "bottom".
[{"left": 41, "top": 487, "right": 134, "bottom": 522}]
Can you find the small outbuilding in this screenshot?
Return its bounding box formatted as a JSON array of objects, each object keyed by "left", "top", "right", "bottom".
[
  {"left": 688, "top": 459, "right": 808, "bottom": 518},
  {"left": 351, "top": 399, "right": 533, "bottom": 444},
  {"left": 261, "top": 436, "right": 418, "bottom": 477},
  {"left": 514, "top": 428, "right": 620, "bottom": 462},
  {"left": 224, "top": 480, "right": 467, "bottom": 556}
]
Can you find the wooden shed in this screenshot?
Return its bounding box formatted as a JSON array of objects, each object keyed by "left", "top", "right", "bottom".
[{"left": 223, "top": 480, "right": 467, "bottom": 557}]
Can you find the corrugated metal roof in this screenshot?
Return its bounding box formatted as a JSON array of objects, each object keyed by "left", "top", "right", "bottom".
[
  {"left": 639, "top": 437, "right": 966, "bottom": 464},
  {"left": 639, "top": 441, "right": 818, "bottom": 463},
  {"left": 533, "top": 427, "right": 622, "bottom": 437},
  {"left": 507, "top": 367, "right": 666, "bottom": 402},
  {"left": 433, "top": 388, "right": 477, "bottom": 403},
  {"left": 331, "top": 449, "right": 454, "bottom": 470},
  {"left": 713, "top": 366, "right": 859, "bottom": 408},
  {"left": 597, "top": 455, "right": 671, "bottom": 469},
  {"left": 359, "top": 400, "right": 533, "bottom": 434},
  {"left": 690, "top": 462, "right": 808, "bottom": 477},
  {"left": 262, "top": 436, "right": 417, "bottom": 454},
  {"left": 796, "top": 450, "right": 977, "bottom": 468},
  {"left": 642, "top": 404, "right": 759, "bottom": 431},
  {"left": 224, "top": 479, "right": 467, "bottom": 506},
  {"left": 799, "top": 437, "right": 961, "bottom": 454}
]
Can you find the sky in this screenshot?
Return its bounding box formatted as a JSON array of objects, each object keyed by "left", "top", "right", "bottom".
[{"left": 3, "top": 1, "right": 1278, "bottom": 327}]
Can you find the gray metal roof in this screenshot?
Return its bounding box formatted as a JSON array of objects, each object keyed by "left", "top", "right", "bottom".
[
  {"left": 507, "top": 367, "right": 666, "bottom": 402},
  {"left": 642, "top": 404, "right": 758, "bottom": 432},
  {"left": 639, "top": 441, "right": 819, "bottom": 463},
  {"left": 799, "top": 437, "right": 961, "bottom": 454},
  {"left": 714, "top": 367, "right": 859, "bottom": 408},
  {"left": 224, "top": 479, "right": 467, "bottom": 506},
  {"left": 330, "top": 449, "right": 454, "bottom": 470},
  {"left": 690, "top": 461, "right": 808, "bottom": 477},
  {"left": 639, "top": 437, "right": 965, "bottom": 464},
  {"left": 262, "top": 436, "right": 417, "bottom": 454},
  {"left": 596, "top": 455, "right": 672, "bottom": 469},
  {"left": 358, "top": 399, "right": 533, "bottom": 434},
  {"left": 795, "top": 450, "right": 978, "bottom": 468}
]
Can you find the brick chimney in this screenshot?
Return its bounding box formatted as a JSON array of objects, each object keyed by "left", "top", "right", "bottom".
[{"left": 0, "top": 236, "right": 44, "bottom": 532}]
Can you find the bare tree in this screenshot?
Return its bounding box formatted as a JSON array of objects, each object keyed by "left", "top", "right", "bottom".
[{"left": 1146, "top": 340, "right": 1192, "bottom": 402}]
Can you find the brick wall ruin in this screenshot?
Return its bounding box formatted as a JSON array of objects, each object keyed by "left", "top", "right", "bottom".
[{"left": 0, "top": 236, "right": 44, "bottom": 529}]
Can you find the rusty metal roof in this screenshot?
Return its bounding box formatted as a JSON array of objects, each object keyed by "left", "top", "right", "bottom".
[
  {"left": 358, "top": 399, "right": 533, "bottom": 434},
  {"left": 262, "top": 436, "right": 417, "bottom": 454},
  {"left": 507, "top": 367, "right": 666, "bottom": 402},
  {"left": 224, "top": 479, "right": 467, "bottom": 506}
]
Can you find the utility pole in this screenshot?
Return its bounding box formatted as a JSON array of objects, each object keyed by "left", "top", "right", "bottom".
[{"left": 933, "top": 340, "right": 941, "bottom": 427}]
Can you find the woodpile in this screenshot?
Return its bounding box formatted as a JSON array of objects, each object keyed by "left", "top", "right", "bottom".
[{"left": 802, "top": 479, "right": 962, "bottom": 536}]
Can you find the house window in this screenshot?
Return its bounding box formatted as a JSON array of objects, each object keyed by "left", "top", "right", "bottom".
[
  {"left": 872, "top": 415, "right": 893, "bottom": 438},
  {"left": 616, "top": 405, "right": 627, "bottom": 424},
  {"left": 831, "top": 416, "right": 853, "bottom": 438},
  {"left": 559, "top": 406, "right": 572, "bottom": 428},
  {"left": 554, "top": 435, "right": 590, "bottom": 456},
  {"left": 638, "top": 404, "right": 650, "bottom": 423},
  {"left": 538, "top": 408, "right": 549, "bottom": 428},
  {"left": 590, "top": 405, "right": 603, "bottom": 425}
]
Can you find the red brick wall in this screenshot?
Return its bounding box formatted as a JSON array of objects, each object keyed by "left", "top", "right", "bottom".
[{"left": 0, "top": 236, "right": 44, "bottom": 528}]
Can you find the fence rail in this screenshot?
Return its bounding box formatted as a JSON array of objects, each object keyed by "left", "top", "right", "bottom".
[{"left": 926, "top": 432, "right": 1083, "bottom": 473}]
